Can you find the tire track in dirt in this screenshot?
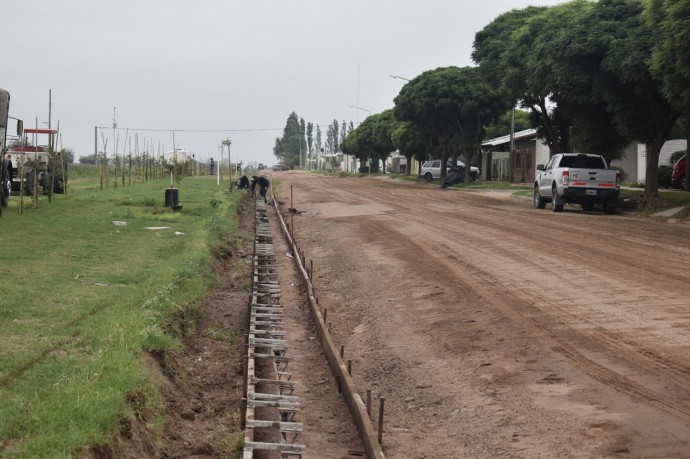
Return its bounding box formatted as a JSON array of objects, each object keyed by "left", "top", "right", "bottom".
[
  {"left": 348, "top": 183, "right": 690, "bottom": 419},
  {"left": 356, "top": 215, "right": 690, "bottom": 422},
  {"left": 272, "top": 172, "right": 690, "bottom": 456}
]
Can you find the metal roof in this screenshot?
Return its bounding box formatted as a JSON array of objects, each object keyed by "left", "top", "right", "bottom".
[{"left": 482, "top": 128, "right": 537, "bottom": 147}]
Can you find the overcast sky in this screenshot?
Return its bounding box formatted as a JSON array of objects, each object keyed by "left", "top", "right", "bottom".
[{"left": 4, "top": 0, "right": 564, "bottom": 166}]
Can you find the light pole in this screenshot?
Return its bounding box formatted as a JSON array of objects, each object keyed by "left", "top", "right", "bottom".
[
  {"left": 222, "top": 139, "right": 232, "bottom": 185},
  {"left": 348, "top": 105, "right": 371, "bottom": 116},
  {"left": 112, "top": 107, "right": 117, "bottom": 159}
]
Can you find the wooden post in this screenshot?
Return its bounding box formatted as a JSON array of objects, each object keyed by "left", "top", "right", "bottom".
[
  {"left": 347, "top": 360, "right": 352, "bottom": 375},
  {"left": 340, "top": 345, "right": 344, "bottom": 357},
  {"left": 290, "top": 185, "right": 294, "bottom": 241},
  {"left": 310, "top": 259, "right": 314, "bottom": 280},
  {"left": 323, "top": 309, "right": 327, "bottom": 323},
  {"left": 378, "top": 396, "right": 386, "bottom": 445},
  {"left": 367, "top": 389, "right": 372, "bottom": 420}
]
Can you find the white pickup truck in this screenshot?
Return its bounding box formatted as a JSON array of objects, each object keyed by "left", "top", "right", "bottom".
[{"left": 533, "top": 153, "right": 620, "bottom": 214}]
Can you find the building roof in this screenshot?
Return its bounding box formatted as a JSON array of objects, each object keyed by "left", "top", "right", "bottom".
[{"left": 482, "top": 128, "right": 537, "bottom": 147}]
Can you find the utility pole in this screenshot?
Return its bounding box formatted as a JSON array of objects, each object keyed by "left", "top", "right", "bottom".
[
  {"left": 48, "top": 89, "right": 52, "bottom": 150},
  {"left": 113, "top": 106, "right": 117, "bottom": 162},
  {"left": 222, "top": 139, "right": 232, "bottom": 186},
  {"left": 508, "top": 107, "right": 515, "bottom": 182}
]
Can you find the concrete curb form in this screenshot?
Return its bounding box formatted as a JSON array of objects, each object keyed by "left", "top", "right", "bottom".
[{"left": 271, "top": 197, "right": 386, "bottom": 459}]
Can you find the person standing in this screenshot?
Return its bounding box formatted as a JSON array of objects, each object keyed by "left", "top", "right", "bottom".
[{"left": 257, "top": 176, "right": 270, "bottom": 203}]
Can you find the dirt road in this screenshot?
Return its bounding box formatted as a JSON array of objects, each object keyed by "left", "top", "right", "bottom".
[{"left": 269, "top": 171, "right": 690, "bottom": 458}]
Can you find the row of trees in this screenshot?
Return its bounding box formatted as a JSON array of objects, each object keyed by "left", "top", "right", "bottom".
[
  {"left": 273, "top": 113, "right": 355, "bottom": 169},
  {"left": 342, "top": 0, "right": 690, "bottom": 198}
]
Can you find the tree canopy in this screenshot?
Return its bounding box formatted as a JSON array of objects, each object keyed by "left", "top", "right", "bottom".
[
  {"left": 472, "top": 0, "right": 681, "bottom": 196},
  {"left": 394, "top": 66, "right": 508, "bottom": 178}
]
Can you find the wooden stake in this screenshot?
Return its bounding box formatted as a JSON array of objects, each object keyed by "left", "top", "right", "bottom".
[{"left": 378, "top": 396, "right": 386, "bottom": 445}]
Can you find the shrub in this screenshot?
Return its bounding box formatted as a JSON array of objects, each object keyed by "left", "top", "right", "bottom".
[
  {"left": 658, "top": 164, "right": 673, "bottom": 188},
  {"left": 670, "top": 150, "right": 686, "bottom": 166}
]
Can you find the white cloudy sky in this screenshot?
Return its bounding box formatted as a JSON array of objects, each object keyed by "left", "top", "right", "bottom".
[{"left": 4, "top": 0, "right": 564, "bottom": 166}]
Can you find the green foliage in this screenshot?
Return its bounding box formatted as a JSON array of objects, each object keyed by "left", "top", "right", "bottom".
[
  {"left": 647, "top": 0, "right": 690, "bottom": 112},
  {"left": 0, "top": 176, "right": 245, "bottom": 457},
  {"left": 473, "top": 0, "right": 679, "bottom": 196},
  {"left": 78, "top": 154, "right": 97, "bottom": 164},
  {"left": 394, "top": 66, "right": 509, "bottom": 177},
  {"left": 670, "top": 150, "right": 686, "bottom": 165},
  {"left": 342, "top": 109, "right": 397, "bottom": 172},
  {"left": 273, "top": 112, "right": 302, "bottom": 168},
  {"left": 484, "top": 109, "right": 533, "bottom": 139},
  {"left": 658, "top": 164, "right": 674, "bottom": 187},
  {"left": 391, "top": 121, "right": 428, "bottom": 174}
]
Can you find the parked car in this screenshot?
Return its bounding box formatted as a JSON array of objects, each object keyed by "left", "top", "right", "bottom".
[
  {"left": 534, "top": 153, "right": 620, "bottom": 214},
  {"left": 420, "top": 160, "right": 480, "bottom": 182},
  {"left": 671, "top": 155, "right": 686, "bottom": 189}
]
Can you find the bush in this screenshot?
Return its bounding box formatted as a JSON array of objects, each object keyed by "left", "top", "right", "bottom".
[
  {"left": 670, "top": 150, "right": 686, "bottom": 166},
  {"left": 358, "top": 166, "right": 370, "bottom": 173},
  {"left": 658, "top": 164, "right": 673, "bottom": 188}
]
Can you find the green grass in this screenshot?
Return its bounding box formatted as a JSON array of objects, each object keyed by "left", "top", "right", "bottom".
[{"left": 0, "top": 174, "right": 245, "bottom": 457}]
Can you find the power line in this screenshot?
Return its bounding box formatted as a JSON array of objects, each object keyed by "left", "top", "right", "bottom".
[{"left": 95, "top": 126, "right": 284, "bottom": 132}]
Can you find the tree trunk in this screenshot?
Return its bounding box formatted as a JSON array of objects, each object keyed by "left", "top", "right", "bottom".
[
  {"left": 685, "top": 122, "right": 690, "bottom": 192},
  {"left": 644, "top": 139, "right": 664, "bottom": 198},
  {"left": 405, "top": 154, "right": 413, "bottom": 175}
]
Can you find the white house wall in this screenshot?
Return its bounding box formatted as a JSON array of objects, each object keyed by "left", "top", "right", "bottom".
[{"left": 612, "top": 139, "right": 687, "bottom": 183}]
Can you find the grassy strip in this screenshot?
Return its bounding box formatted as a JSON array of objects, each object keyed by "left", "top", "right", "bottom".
[{"left": 0, "top": 175, "right": 243, "bottom": 457}]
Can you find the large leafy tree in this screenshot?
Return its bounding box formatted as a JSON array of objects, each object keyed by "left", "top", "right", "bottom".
[
  {"left": 273, "top": 112, "right": 303, "bottom": 168},
  {"left": 391, "top": 121, "right": 427, "bottom": 175},
  {"left": 341, "top": 110, "right": 397, "bottom": 172},
  {"left": 516, "top": 0, "right": 631, "bottom": 163},
  {"left": 394, "top": 66, "right": 508, "bottom": 179},
  {"left": 484, "top": 109, "right": 533, "bottom": 140},
  {"left": 588, "top": 0, "right": 679, "bottom": 196},
  {"left": 370, "top": 110, "right": 397, "bottom": 172},
  {"left": 646, "top": 0, "right": 690, "bottom": 190},
  {"left": 306, "top": 122, "right": 314, "bottom": 164},
  {"left": 472, "top": 6, "right": 570, "bottom": 153},
  {"left": 475, "top": 0, "right": 679, "bottom": 195},
  {"left": 325, "top": 119, "right": 339, "bottom": 154}
]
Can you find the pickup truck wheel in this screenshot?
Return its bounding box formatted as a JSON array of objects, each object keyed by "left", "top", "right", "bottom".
[
  {"left": 533, "top": 187, "right": 547, "bottom": 209},
  {"left": 424, "top": 172, "right": 433, "bottom": 182},
  {"left": 603, "top": 205, "right": 616, "bottom": 215},
  {"left": 552, "top": 188, "right": 564, "bottom": 212},
  {"left": 581, "top": 203, "right": 594, "bottom": 212}
]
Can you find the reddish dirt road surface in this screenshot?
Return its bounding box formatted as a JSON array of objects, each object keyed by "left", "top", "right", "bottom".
[{"left": 267, "top": 171, "right": 690, "bottom": 459}]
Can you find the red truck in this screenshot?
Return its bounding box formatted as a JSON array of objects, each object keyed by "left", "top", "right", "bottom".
[{"left": 671, "top": 155, "right": 687, "bottom": 189}]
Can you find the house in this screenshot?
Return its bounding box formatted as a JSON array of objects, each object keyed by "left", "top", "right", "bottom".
[
  {"left": 611, "top": 139, "right": 686, "bottom": 183},
  {"left": 481, "top": 127, "right": 686, "bottom": 184},
  {"left": 481, "top": 129, "right": 549, "bottom": 183}
]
